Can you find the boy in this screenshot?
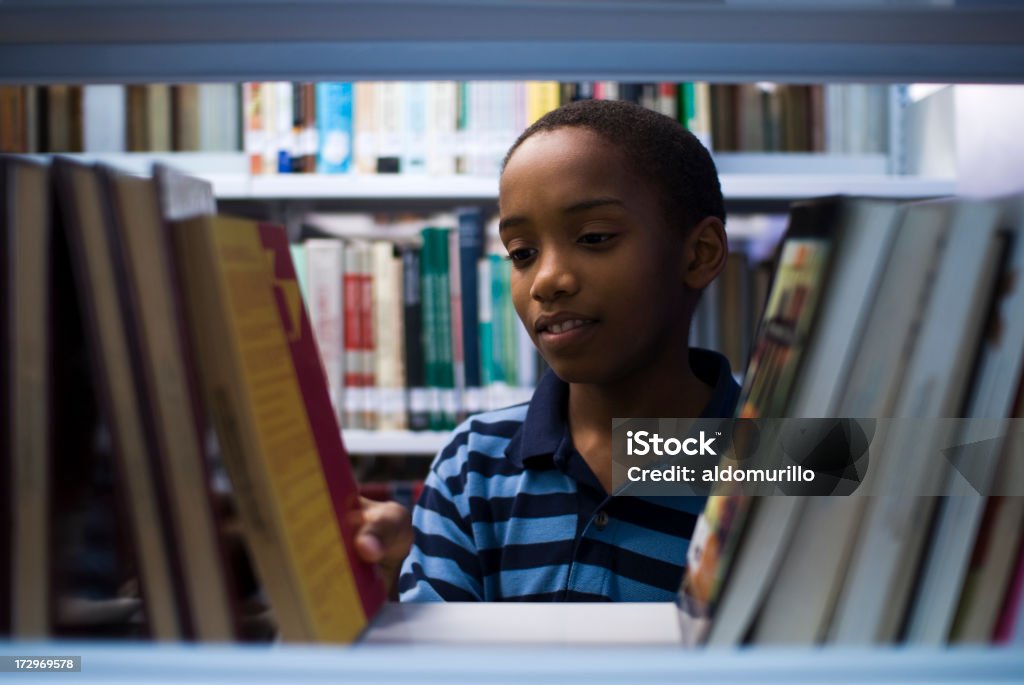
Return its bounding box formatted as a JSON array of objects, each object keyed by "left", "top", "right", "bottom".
[{"left": 355, "top": 98, "right": 739, "bottom": 601}]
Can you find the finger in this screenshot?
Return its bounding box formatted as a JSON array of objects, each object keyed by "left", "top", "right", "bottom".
[
  {"left": 360, "top": 501, "right": 413, "bottom": 562},
  {"left": 355, "top": 531, "right": 384, "bottom": 563}
]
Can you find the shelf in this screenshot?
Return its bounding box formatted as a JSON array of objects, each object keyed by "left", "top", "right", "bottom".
[
  {"left": 1, "top": 640, "right": 1021, "bottom": 684},
  {"left": 31, "top": 153, "right": 956, "bottom": 203},
  {"left": 1, "top": 2, "right": 1024, "bottom": 83},
  {"left": 343, "top": 429, "right": 449, "bottom": 456}
]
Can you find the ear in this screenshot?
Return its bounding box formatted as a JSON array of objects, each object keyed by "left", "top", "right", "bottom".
[{"left": 683, "top": 216, "right": 728, "bottom": 290}]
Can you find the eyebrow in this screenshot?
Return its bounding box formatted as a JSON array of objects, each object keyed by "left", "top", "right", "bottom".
[{"left": 498, "top": 197, "right": 626, "bottom": 234}]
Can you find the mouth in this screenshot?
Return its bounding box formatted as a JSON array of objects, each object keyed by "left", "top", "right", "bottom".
[{"left": 534, "top": 314, "right": 598, "bottom": 348}]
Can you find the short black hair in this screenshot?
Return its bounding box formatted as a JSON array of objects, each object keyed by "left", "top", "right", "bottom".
[{"left": 502, "top": 98, "right": 725, "bottom": 232}]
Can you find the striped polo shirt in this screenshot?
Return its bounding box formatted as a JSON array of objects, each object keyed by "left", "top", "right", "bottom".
[{"left": 398, "top": 348, "right": 740, "bottom": 602}]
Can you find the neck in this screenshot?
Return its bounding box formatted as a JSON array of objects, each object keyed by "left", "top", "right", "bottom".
[{"left": 567, "top": 347, "right": 713, "bottom": 493}]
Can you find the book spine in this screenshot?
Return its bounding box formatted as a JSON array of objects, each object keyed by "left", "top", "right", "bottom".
[
  {"left": 372, "top": 242, "right": 406, "bottom": 430},
  {"left": 299, "top": 83, "right": 317, "bottom": 172},
  {"left": 82, "top": 85, "right": 126, "bottom": 153},
  {"left": 274, "top": 82, "right": 294, "bottom": 173},
  {"left": 171, "top": 84, "right": 200, "bottom": 152},
  {"left": 358, "top": 244, "right": 376, "bottom": 429},
  {"left": 342, "top": 243, "right": 363, "bottom": 429},
  {"left": 456, "top": 207, "right": 484, "bottom": 412},
  {"left": 197, "top": 84, "right": 240, "bottom": 152},
  {"left": 434, "top": 229, "right": 455, "bottom": 428},
  {"left": 316, "top": 83, "right": 353, "bottom": 174},
  {"left": 304, "top": 239, "right": 345, "bottom": 426},
  {"left": 497, "top": 256, "right": 517, "bottom": 392},
  {"left": 243, "top": 83, "right": 266, "bottom": 175},
  {"left": 477, "top": 256, "right": 494, "bottom": 411},
  {"left": 290, "top": 82, "right": 304, "bottom": 173},
  {"left": 353, "top": 82, "right": 378, "bottom": 175},
  {"left": 146, "top": 85, "right": 171, "bottom": 152},
  {"left": 376, "top": 82, "right": 402, "bottom": 174},
  {"left": 402, "top": 247, "right": 429, "bottom": 430},
  {"left": 447, "top": 227, "right": 466, "bottom": 423},
  {"left": 426, "top": 81, "right": 457, "bottom": 176},
  {"left": 402, "top": 82, "right": 428, "bottom": 175}
]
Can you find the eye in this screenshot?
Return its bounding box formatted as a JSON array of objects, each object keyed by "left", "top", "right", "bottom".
[
  {"left": 506, "top": 247, "right": 537, "bottom": 264},
  {"left": 577, "top": 232, "right": 615, "bottom": 245}
]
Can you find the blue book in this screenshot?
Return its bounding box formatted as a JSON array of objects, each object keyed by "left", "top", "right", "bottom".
[
  {"left": 316, "top": 82, "right": 353, "bottom": 173},
  {"left": 456, "top": 207, "right": 485, "bottom": 389}
]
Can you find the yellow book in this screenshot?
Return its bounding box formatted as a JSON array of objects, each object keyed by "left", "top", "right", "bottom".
[{"left": 173, "top": 214, "right": 386, "bottom": 643}]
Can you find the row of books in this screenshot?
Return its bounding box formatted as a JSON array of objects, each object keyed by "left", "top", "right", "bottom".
[
  {"left": 0, "top": 82, "right": 889, "bottom": 167},
  {"left": 293, "top": 210, "right": 538, "bottom": 432},
  {"left": 294, "top": 209, "right": 780, "bottom": 431},
  {"left": 2, "top": 156, "right": 388, "bottom": 643},
  {"left": 0, "top": 84, "right": 240, "bottom": 156},
  {"left": 677, "top": 192, "right": 1024, "bottom": 646}
]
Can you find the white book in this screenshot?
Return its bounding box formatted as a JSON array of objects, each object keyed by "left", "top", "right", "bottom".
[
  {"left": 364, "top": 603, "right": 683, "bottom": 646},
  {"left": 353, "top": 82, "right": 379, "bottom": 175},
  {"left": 830, "top": 199, "right": 1004, "bottom": 644},
  {"left": 753, "top": 200, "right": 904, "bottom": 645},
  {"left": 907, "top": 194, "right": 1024, "bottom": 644},
  {"left": 401, "top": 82, "right": 428, "bottom": 175},
  {"left": 304, "top": 239, "right": 345, "bottom": 424},
  {"left": 703, "top": 496, "right": 806, "bottom": 646},
  {"left": 372, "top": 241, "right": 406, "bottom": 430},
  {"left": 426, "top": 81, "right": 458, "bottom": 176},
  {"left": 274, "top": 82, "right": 294, "bottom": 172},
  {"left": 198, "top": 83, "right": 240, "bottom": 152},
  {"left": 376, "top": 81, "right": 403, "bottom": 173},
  {"left": 787, "top": 199, "right": 903, "bottom": 419},
  {"left": 82, "top": 85, "right": 126, "bottom": 152}
]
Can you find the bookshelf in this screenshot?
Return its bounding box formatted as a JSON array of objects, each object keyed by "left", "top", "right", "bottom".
[
  {"left": 344, "top": 429, "right": 449, "bottom": 456},
  {"left": 29, "top": 152, "right": 957, "bottom": 203},
  {"left": 1, "top": 1, "right": 1023, "bottom": 83},
  {"left": 3, "top": 0, "right": 1024, "bottom": 675},
  {"left": 1, "top": 639, "right": 1022, "bottom": 683}
]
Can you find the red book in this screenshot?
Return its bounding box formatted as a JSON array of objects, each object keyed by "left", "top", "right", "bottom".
[{"left": 994, "top": 538, "right": 1024, "bottom": 643}]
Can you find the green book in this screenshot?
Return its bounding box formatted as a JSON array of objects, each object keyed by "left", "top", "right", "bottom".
[{"left": 421, "top": 226, "right": 455, "bottom": 429}]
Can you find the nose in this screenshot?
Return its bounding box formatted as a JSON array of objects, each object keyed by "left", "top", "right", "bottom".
[{"left": 529, "top": 248, "right": 579, "bottom": 302}]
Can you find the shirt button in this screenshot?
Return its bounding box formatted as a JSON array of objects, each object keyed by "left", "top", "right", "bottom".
[{"left": 594, "top": 510, "right": 610, "bottom": 530}]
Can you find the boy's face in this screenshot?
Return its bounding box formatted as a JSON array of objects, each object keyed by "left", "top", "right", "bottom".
[{"left": 499, "top": 127, "right": 693, "bottom": 386}]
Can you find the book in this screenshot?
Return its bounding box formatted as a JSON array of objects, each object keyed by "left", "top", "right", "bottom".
[
  {"left": 952, "top": 494, "right": 1024, "bottom": 643},
  {"left": 172, "top": 214, "right": 386, "bottom": 642},
  {"left": 1, "top": 157, "right": 52, "bottom": 637},
  {"left": 303, "top": 238, "right": 345, "bottom": 424},
  {"left": 400, "top": 246, "right": 429, "bottom": 431},
  {"left": 677, "top": 202, "right": 847, "bottom": 647},
  {"left": 455, "top": 206, "right": 485, "bottom": 411},
  {"left": 829, "top": 198, "right": 1004, "bottom": 644},
  {"left": 751, "top": 198, "right": 904, "bottom": 644},
  {"left": 198, "top": 84, "right": 241, "bottom": 152},
  {"left": 421, "top": 226, "right": 455, "bottom": 428},
  {"left": 905, "top": 197, "right": 1024, "bottom": 644},
  {"left": 736, "top": 198, "right": 841, "bottom": 419},
  {"left": 342, "top": 241, "right": 367, "bottom": 429},
  {"left": 100, "top": 165, "right": 238, "bottom": 640},
  {"left": 171, "top": 85, "right": 200, "bottom": 152},
  {"left": 242, "top": 83, "right": 267, "bottom": 174},
  {"left": 372, "top": 241, "right": 406, "bottom": 430},
  {"left": 316, "top": 82, "right": 353, "bottom": 174},
  {"left": 82, "top": 85, "right": 126, "bottom": 153},
  {"left": 52, "top": 157, "right": 183, "bottom": 640},
  {"left": 703, "top": 495, "right": 806, "bottom": 646},
  {"left": 676, "top": 493, "right": 756, "bottom": 645}
]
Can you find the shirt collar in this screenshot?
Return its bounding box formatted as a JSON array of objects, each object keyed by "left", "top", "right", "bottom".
[{"left": 504, "top": 348, "right": 741, "bottom": 468}]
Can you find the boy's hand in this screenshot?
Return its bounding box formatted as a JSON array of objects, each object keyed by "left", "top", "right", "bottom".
[{"left": 353, "top": 497, "right": 414, "bottom": 593}]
